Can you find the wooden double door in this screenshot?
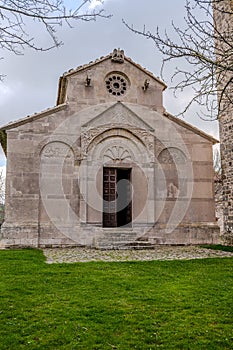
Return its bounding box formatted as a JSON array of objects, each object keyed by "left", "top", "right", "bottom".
[{"left": 103, "top": 167, "right": 132, "bottom": 228}]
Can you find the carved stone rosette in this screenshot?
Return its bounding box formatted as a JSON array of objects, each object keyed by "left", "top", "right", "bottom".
[{"left": 103, "top": 146, "right": 132, "bottom": 163}]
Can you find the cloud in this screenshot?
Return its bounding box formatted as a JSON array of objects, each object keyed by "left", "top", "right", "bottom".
[
  {"left": 88, "top": 0, "right": 105, "bottom": 9},
  {"left": 0, "top": 0, "right": 218, "bottom": 141},
  {"left": 0, "top": 84, "right": 14, "bottom": 107}
]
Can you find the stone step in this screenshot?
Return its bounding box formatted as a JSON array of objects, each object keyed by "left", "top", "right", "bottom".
[
  {"left": 95, "top": 231, "right": 138, "bottom": 249},
  {"left": 96, "top": 241, "right": 156, "bottom": 250},
  {"left": 123, "top": 241, "right": 156, "bottom": 250},
  {"left": 94, "top": 231, "right": 156, "bottom": 249}
]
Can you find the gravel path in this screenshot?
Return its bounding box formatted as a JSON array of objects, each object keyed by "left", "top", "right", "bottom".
[{"left": 43, "top": 246, "right": 233, "bottom": 264}]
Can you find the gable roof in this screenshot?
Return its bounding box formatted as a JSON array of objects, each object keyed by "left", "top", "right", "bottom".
[
  {"left": 56, "top": 49, "right": 167, "bottom": 104},
  {"left": 0, "top": 103, "right": 67, "bottom": 156},
  {"left": 60, "top": 49, "right": 167, "bottom": 85},
  {"left": 0, "top": 103, "right": 67, "bottom": 132},
  {"left": 0, "top": 49, "right": 219, "bottom": 156},
  {"left": 163, "top": 111, "right": 219, "bottom": 144}
]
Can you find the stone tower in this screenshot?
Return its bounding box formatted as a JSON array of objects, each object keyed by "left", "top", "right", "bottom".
[{"left": 213, "top": 0, "right": 233, "bottom": 243}]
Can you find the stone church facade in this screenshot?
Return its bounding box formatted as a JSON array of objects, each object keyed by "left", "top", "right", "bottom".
[{"left": 0, "top": 49, "right": 220, "bottom": 248}]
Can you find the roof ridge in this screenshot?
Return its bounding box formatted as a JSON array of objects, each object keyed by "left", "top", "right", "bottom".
[
  {"left": 163, "top": 111, "right": 219, "bottom": 144},
  {"left": 62, "top": 53, "right": 112, "bottom": 77},
  {"left": 61, "top": 49, "right": 166, "bottom": 88},
  {"left": 0, "top": 103, "right": 68, "bottom": 131}
]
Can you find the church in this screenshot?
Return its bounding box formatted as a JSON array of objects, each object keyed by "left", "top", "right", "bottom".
[{"left": 0, "top": 49, "right": 220, "bottom": 248}]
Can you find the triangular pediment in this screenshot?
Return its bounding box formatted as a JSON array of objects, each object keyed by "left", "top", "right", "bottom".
[{"left": 81, "top": 102, "right": 154, "bottom": 131}]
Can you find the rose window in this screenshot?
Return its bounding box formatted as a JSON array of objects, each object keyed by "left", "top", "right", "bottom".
[{"left": 105, "top": 73, "right": 129, "bottom": 96}]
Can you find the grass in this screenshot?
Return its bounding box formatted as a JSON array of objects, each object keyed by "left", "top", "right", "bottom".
[
  {"left": 200, "top": 244, "right": 233, "bottom": 253},
  {"left": 0, "top": 249, "right": 232, "bottom": 349}
]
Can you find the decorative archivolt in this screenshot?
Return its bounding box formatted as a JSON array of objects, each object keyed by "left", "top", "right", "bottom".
[
  {"left": 158, "top": 147, "right": 187, "bottom": 164},
  {"left": 81, "top": 127, "right": 155, "bottom": 157},
  {"left": 135, "top": 129, "right": 154, "bottom": 153},
  {"left": 81, "top": 126, "right": 107, "bottom": 155}
]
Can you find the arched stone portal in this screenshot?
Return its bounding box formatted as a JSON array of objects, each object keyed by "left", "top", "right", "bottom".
[{"left": 79, "top": 129, "right": 155, "bottom": 237}]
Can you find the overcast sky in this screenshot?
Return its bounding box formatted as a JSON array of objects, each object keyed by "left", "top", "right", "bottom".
[{"left": 0, "top": 0, "right": 219, "bottom": 169}]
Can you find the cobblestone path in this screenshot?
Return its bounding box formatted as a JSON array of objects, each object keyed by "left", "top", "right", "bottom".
[{"left": 43, "top": 246, "right": 233, "bottom": 264}]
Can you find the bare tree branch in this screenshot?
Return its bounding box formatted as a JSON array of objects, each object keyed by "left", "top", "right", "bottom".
[
  {"left": 123, "top": 0, "right": 233, "bottom": 120},
  {"left": 0, "top": 0, "right": 110, "bottom": 78}
]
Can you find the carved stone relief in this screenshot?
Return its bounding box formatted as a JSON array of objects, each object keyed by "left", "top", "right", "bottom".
[
  {"left": 155, "top": 139, "right": 166, "bottom": 159},
  {"left": 111, "top": 48, "right": 125, "bottom": 63},
  {"left": 41, "top": 141, "right": 73, "bottom": 159},
  {"left": 81, "top": 127, "right": 155, "bottom": 159},
  {"left": 103, "top": 146, "right": 132, "bottom": 163},
  {"left": 82, "top": 103, "right": 153, "bottom": 131},
  {"left": 158, "top": 147, "right": 187, "bottom": 164},
  {"left": 81, "top": 126, "right": 108, "bottom": 156},
  {"left": 167, "top": 183, "right": 180, "bottom": 199},
  {"left": 133, "top": 129, "right": 155, "bottom": 153}
]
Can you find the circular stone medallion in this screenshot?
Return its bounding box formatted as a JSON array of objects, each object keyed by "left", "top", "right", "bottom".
[{"left": 105, "top": 73, "right": 129, "bottom": 96}]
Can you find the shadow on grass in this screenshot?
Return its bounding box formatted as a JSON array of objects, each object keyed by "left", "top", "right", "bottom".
[{"left": 200, "top": 244, "right": 233, "bottom": 253}]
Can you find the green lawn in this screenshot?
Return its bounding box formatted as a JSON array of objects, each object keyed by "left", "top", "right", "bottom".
[
  {"left": 0, "top": 250, "right": 232, "bottom": 350},
  {"left": 200, "top": 244, "right": 233, "bottom": 253}
]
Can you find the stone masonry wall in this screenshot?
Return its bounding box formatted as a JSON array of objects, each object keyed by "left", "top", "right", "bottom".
[{"left": 213, "top": 0, "right": 233, "bottom": 243}]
